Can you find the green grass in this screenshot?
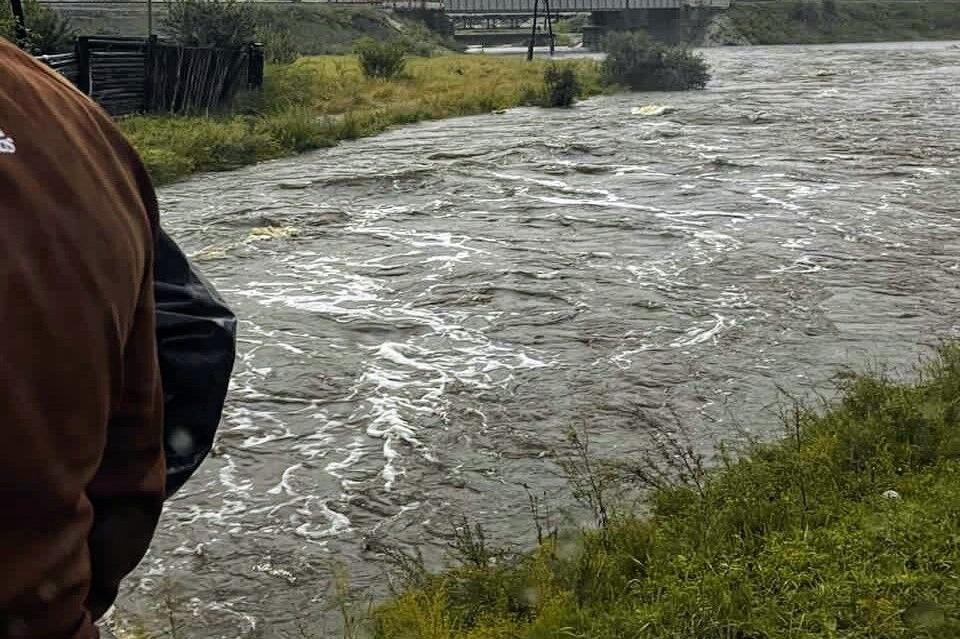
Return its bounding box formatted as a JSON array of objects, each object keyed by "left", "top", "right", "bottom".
[
  {"left": 729, "top": 0, "right": 960, "bottom": 45},
  {"left": 373, "top": 346, "right": 960, "bottom": 638},
  {"left": 120, "top": 55, "right": 604, "bottom": 186}
]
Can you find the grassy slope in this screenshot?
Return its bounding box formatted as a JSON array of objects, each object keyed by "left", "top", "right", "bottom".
[
  {"left": 374, "top": 347, "right": 960, "bottom": 638},
  {"left": 120, "top": 56, "right": 602, "bottom": 186},
  {"left": 729, "top": 0, "right": 960, "bottom": 45},
  {"left": 255, "top": 5, "right": 454, "bottom": 57}
]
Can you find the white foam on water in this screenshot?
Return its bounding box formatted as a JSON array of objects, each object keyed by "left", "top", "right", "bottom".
[
  {"left": 231, "top": 215, "right": 557, "bottom": 496},
  {"left": 671, "top": 314, "right": 735, "bottom": 348},
  {"left": 293, "top": 496, "right": 353, "bottom": 541},
  {"left": 771, "top": 255, "right": 828, "bottom": 275},
  {"left": 219, "top": 407, "right": 296, "bottom": 450},
  {"left": 266, "top": 463, "right": 303, "bottom": 496},
  {"left": 217, "top": 454, "right": 254, "bottom": 495}
]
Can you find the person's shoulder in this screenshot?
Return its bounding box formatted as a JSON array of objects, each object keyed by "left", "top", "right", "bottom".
[
  {"left": 0, "top": 37, "right": 87, "bottom": 105},
  {"left": 0, "top": 37, "right": 158, "bottom": 229},
  {"left": 0, "top": 37, "right": 143, "bottom": 169}
]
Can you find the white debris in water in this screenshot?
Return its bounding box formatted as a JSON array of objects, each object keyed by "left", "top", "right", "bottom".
[
  {"left": 746, "top": 112, "right": 771, "bottom": 123},
  {"left": 632, "top": 104, "right": 676, "bottom": 117},
  {"left": 277, "top": 180, "right": 312, "bottom": 189},
  {"left": 191, "top": 245, "right": 230, "bottom": 261},
  {"left": 247, "top": 226, "right": 300, "bottom": 242},
  {"left": 171, "top": 542, "right": 206, "bottom": 557}
]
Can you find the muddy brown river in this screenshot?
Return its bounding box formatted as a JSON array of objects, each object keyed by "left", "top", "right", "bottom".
[{"left": 115, "top": 41, "right": 960, "bottom": 636}]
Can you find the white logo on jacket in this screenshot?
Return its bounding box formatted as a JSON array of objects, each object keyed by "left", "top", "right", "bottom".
[{"left": 0, "top": 129, "right": 15, "bottom": 154}]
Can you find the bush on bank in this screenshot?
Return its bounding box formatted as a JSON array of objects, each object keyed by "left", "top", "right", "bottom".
[
  {"left": 356, "top": 37, "right": 408, "bottom": 79},
  {"left": 542, "top": 63, "right": 581, "bottom": 108},
  {"left": 601, "top": 31, "right": 710, "bottom": 91},
  {"left": 373, "top": 346, "right": 960, "bottom": 638}
]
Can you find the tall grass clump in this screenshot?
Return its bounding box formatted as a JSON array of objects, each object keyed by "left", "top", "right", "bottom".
[
  {"left": 355, "top": 37, "right": 406, "bottom": 79},
  {"left": 373, "top": 345, "right": 960, "bottom": 638},
  {"left": 601, "top": 31, "right": 710, "bottom": 91}
]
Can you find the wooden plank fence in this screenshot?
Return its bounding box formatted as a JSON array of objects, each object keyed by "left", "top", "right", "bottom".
[{"left": 39, "top": 36, "right": 264, "bottom": 116}]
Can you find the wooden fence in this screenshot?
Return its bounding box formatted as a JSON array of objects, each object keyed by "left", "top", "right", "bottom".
[{"left": 39, "top": 36, "right": 264, "bottom": 116}]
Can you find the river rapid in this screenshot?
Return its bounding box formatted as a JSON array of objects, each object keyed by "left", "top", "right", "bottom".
[{"left": 116, "top": 41, "right": 960, "bottom": 636}]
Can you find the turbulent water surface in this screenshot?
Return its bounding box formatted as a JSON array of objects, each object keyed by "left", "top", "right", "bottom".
[{"left": 117, "top": 42, "right": 960, "bottom": 636}]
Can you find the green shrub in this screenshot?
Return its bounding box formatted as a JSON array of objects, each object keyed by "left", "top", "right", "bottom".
[
  {"left": 601, "top": 31, "right": 710, "bottom": 91},
  {"left": 543, "top": 63, "right": 580, "bottom": 108},
  {"left": 25, "top": 0, "right": 74, "bottom": 53},
  {"left": 0, "top": 0, "right": 75, "bottom": 53},
  {"left": 257, "top": 26, "right": 299, "bottom": 64},
  {"left": 355, "top": 37, "right": 406, "bottom": 79},
  {"left": 161, "top": 0, "right": 255, "bottom": 48}
]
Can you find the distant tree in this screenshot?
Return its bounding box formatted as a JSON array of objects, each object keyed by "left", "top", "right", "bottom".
[
  {"left": 0, "top": 7, "right": 15, "bottom": 43},
  {"left": 0, "top": 0, "right": 75, "bottom": 53},
  {"left": 161, "top": 0, "right": 256, "bottom": 48}
]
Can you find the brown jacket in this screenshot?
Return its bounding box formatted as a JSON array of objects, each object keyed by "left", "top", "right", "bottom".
[{"left": 0, "top": 40, "right": 164, "bottom": 638}]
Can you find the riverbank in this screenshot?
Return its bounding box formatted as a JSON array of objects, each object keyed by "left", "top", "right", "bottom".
[
  {"left": 722, "top": 0, "right": 960, "bottom": 45},
  {"left": 374, "top": 346, "right": 960, "bottom": 637},
  {"left": 121, "top": 55, "right": 603, "bottom": 186}
]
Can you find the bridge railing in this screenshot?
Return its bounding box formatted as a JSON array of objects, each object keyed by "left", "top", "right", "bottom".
[{"left": 445, "top": 0, "right": 682, "bottom": 13}]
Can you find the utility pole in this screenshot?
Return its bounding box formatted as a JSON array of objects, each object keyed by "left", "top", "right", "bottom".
[
  {"left": 527, "top": 0, "right": 539, "bottom": 61},
  {"left": 544, "top": 0, "right": 555, "bottom": 55},
  {"left": 147, "top": 0, "right": 153, "bottom": 38},
  {"left": 9, "top": 0, "right": 28, "bottom": 45},
  {"left": 526, "top": 0, "right": 556, "bottom": 61}
]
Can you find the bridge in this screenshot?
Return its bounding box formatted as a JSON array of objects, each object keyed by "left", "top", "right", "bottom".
[
  {"left": 445, "top": 0, "right": 729, "bottom": 48},
  {"left": 38, "top": 0, "right": 731, "bottom": 52}
]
